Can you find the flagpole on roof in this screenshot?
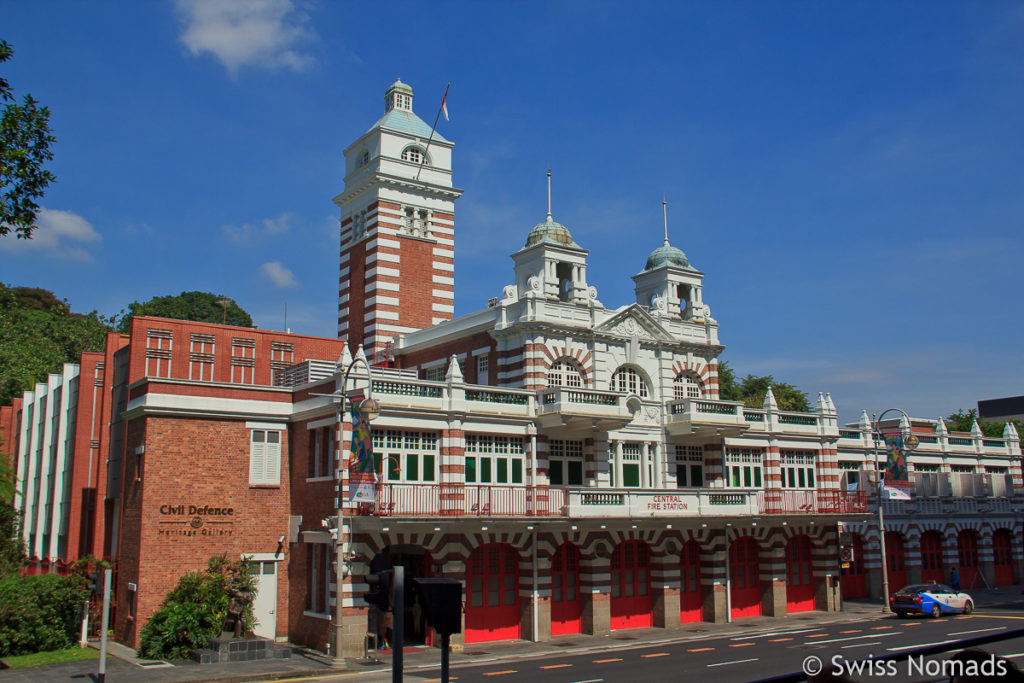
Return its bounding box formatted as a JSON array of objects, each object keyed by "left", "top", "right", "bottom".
[{"left": 416, "top": 82, "right": 450, "bottom": 182}]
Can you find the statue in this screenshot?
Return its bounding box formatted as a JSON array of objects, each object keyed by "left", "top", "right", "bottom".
[{"left": 221, "top": 586, "right": 255, "bottom": 638}]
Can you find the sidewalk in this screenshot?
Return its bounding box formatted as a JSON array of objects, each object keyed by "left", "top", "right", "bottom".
[{"left": 3, "top": 588, "right": 1020, "bottom": 683}]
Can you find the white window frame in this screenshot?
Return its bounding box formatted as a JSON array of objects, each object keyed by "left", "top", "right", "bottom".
[
  {"left": 611, "top": 366, "right": 649, "bottom": 398},
  {"left": 673, "top": 373, "right": 703, "bottom": 400},
  {"left": 465, "top": 435, "right": 525, "bottom": 485},
  {"left": 548, "top": 359, "right": 584, "bottom": 388},
  {"left": 250, "top": 429, "right": 282, "bottom": 486},
  {"left": 780, "top": 450, "right": 816, "bottom": 489},
  {"left": 725, "top": 447, "right": 763, "bottom": 488},
  {"left": 675, "top": 445, "right": 704, "bottom": 488},
  {"left": 476, "top": 355, "right": 489, "bottom": 382},
  {"left": 549, "top": 440, "right": 584, "bottom": 486},
  {"left": 372, "top": 430, "right": 438, "bottom": 483}
]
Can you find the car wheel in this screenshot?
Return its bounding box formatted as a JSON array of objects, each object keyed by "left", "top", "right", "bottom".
[
  {"left": 931, "top": 603, "right": 942, "bottom": 619},
  {"left": 963, "top": 601, "right": 973, "bottom": 615}
]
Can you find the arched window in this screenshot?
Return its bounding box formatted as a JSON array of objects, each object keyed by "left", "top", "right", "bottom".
[
  {"left": 611, "top": 366, "right": 649, "bottom": 398},
  {"left": 548, "top": 359, "right": 584, "bottom": 388},
  {"left": 401, "top": 146, "right": 426, "bottom": 165},
  {"left": 674, "top": 372, "right": 703, "bottom": 400}
]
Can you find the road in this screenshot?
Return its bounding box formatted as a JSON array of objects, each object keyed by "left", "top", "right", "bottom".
[{"left": 338, "top": 606, "right": 1024, "bottom": 683}]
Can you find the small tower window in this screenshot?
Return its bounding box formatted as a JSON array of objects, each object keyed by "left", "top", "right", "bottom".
[
  {"left": 401, "top": 147, "right": 426, "bottom": 165},
  {"left": 358, "top": 150, "right": 370, "bottom": 167},
  {"left": 556, "top": 262, "right": 573, "bottom": 302}
]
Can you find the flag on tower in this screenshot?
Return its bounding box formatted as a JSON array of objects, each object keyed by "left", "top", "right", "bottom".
[{"left": 441, "top": 83, "right": 450, "bottom": 121}]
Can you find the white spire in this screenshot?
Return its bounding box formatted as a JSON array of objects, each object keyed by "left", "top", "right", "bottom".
[
  {"left": 763, "top": 385, "right": 778, "bottom": 411},
  {"left": 546, "top": 167, "right": 553, "bottom": 222},
  {"left": 336, "top": 344, "right": 353, "bottom": 372},
  {"left": 935, "top": 417, "right": 948, "bottom": 436},
  {"left": 446, "top": 354, "right": 463, "bottom": 382}
]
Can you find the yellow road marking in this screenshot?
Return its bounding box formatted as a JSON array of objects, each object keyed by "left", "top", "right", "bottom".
[
  {"left": 839, "top": 630, "right": 861, "bottom": 634},
  {"left": 871, "top": 626, "right": 893, "bottom": 630},
  {"left": 769, "top": 638, "right": 793, "bottom": 642},
  {"left": 594, "top": 658, "right": 623, "bottom": 663},
  {"left": 960, "top": 614, "right": 1024, "bottom": 620},
  {"left": 642, "top": 653, "right": 671, "bottom": 658},
  {"left": 483, "top": 671, "right": 517, "bottom": 676},
  {"left": 688, "top": 647, "right": 715, "bottom": 652},
  {"left": 730, "top": 642, "right": 755, "bottom": 648},
  {"left": 424, "top": 679, "right": 459, "bottom": 682},
  {"left": 541, "top": 664, "right": 572, "bottom": 669}
]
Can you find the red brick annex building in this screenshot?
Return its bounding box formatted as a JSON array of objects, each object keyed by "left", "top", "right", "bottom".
[{"left": 2, "top": 80, "right": 1022, "bottom": 657}]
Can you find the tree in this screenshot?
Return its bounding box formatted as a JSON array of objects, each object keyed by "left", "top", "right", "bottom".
[
  {"left": 0, "top": 284, "right": 109, "bottom": 405},
  {"left": 1, "top": 40, "right": 56, "bottom": 240},
  {"left": 116, "top": 291, "right": 253, "bottom": 333},
  {"left": 945, "top": 408, "right": 1021, "bottom": 439},
  {"left": 714, "top": 360, "right": 811, "bottom": 412}
]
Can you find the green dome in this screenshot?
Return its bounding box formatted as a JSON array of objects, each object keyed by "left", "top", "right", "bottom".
[
  {"left": 525, "top": 218, "right": 580, "bottom": 248},
  {"left": 386, "top": 78, "right": 413, "bottom": 95},
  {"left": 644, "top": 244, "right": 690, "bottom": 270}
]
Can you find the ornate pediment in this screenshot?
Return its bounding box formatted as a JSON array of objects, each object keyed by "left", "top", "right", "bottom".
[{"left": 593, "top": 304, "right": 674, "bottom": 342}]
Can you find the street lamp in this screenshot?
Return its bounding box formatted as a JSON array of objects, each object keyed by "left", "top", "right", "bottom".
[
  {"left": 874, "top": 408, "right": 919, "bottom": 613},
  {"left": 333, "top": 348, "right": 379, "bottom": 662}
]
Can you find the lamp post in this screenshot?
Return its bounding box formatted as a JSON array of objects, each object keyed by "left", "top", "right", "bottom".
[
  {"left": 332, "top": 349, "right": 380, "bottom": 663},
  {"left": 873, "top": 408, "right": 920, "bottom": 613}
]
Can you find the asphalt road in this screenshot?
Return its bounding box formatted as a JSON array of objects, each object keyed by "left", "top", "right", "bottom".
[{"left": 384, "top": 606, "right": 1024, "bottom": 683}]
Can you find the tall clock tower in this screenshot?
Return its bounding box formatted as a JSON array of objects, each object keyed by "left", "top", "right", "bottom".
[{"left": 334, "top": 79, "right": 463, "bottom": 357}]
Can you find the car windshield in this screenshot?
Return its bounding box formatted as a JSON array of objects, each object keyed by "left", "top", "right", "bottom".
[
  {"left": 931, "top": 584, "right": 953, "bottom": 593},
  {"left": 895, "top": 585, "right": 929, "bottom": 595}
]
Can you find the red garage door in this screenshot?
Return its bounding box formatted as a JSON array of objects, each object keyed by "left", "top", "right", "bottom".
[
  {"left": 550, "top": 543, "right": 581, "bottom": 636},
  {"left": 680, "top": 540, "right": 703, "bottom": 623},
  {"left": 841, "top": 534, "right": 866, "bottom": 600},
  {"left": 958, "top": 531, "right": 979, "bottom": 589},
  {"left": 994, "top": 529, "right": 1014, "bottom": 587},
  {"left": 730, "top": 536, "right": 761, "bottom": 619},
  {"left": 786, "top": 535, "right": 815, "bottom": 613},
  {"left": 465, "top": 544, "right": 520, "bottom": 643},
  {"left": 610, "top": 540, "right": 652, "bottom": 630},
  {"left": 920, "top": 531, "right": 944, "bottom": 584},
  {"left": 885, "top": 532, "right": 907, "bottom": 591}
]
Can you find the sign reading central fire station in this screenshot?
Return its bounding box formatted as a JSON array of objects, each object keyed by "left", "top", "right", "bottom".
[{"left": 157, "top": 504, "right": 235, "bottom": 537}]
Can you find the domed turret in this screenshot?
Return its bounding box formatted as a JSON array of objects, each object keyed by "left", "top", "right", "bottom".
[
  {"left": 525, "top": 218, "right": 580, "bottom": 249},
  {"left": 644, "top": 243, "right": 689, "bottom": 271}
]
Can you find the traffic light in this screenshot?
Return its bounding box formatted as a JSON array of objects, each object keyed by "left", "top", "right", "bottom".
[
  {"left": 363, "top": 552, "right": 393, "bottom": 611},
  {"left": 413, "top": 578, "right": 462, "bottom": 635},
  {"left": 87, "top": 571, "right": 103, "bottom": 595}
]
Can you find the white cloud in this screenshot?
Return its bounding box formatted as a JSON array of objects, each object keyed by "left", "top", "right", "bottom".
[
  {"left": 223, "top": 212, "right": 292, "bottom": 243},
  {"left": 175, "top": 0, "right": 317, "bottom": 74},
  {"left": 259, "top": 261, "right": 298, "bottom": 287},
  {"left": 0, "top": 208, "right": 101, "bottom": 261}
]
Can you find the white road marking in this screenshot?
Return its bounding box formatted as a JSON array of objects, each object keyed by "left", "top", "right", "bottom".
[
  {"left": 948, "top": 627, "right": 1007, "bottom": 636},
  {"left": 841, "top": 641, "right": 882, "bottom": 649},
  {"left": 729, "top": 628, "right": 824, "bottom": 641},
  {"left": 1004, "top": 654, "right": 1024, "bottom": 659},
  {"left": 806, "top": 633, "right": 902, "bottom": 645},
  {"left": 886, "top": 639, "right": 958, "bottom": 651},
  {"left": 707, "top": 658, "right": 759, "bottom": 668},
  {"left": 570, "top": 680, "right": 605, "bottom": 683}
]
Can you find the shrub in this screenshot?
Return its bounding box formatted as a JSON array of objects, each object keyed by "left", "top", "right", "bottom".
[
  {"left": 0, "top": 573, "right": 88, "bottom": 656},
  {"left": 138, "top": 555, "right": 257, "bottom": 661}
]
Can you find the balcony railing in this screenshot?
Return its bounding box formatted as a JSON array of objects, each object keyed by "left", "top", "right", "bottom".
[
  {"left": 755, "top": 489, "right": 868, "bottom": 515},
  {"left": 364, "top": 484, "right": 568, "bottom": 517}
]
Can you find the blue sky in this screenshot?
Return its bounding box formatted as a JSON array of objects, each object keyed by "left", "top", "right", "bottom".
[{"left": 2, "top": 1, "right": 1023, "bottom": 423}]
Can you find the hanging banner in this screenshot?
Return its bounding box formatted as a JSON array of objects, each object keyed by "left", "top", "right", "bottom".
[
  {"left": 348, "top": 390, "right": 377, "bottom": 503},
  {"left": 881, "top": 432, "right": 913, "bottom": 500}
]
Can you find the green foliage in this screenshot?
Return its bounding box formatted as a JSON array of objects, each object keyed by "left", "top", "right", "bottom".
[
  {"left": 1, "top": 40, "right": 57, "bottom": 240},
  {"left": 0, "top": 573, "right": 88, "bottom": 656},
  {"left": 0, "top": 502, "right": 24, "bottom": 576},
  {"left": 1, "top": 645, "right": 99, "bottom": 668},
  {"left": 715, "top": 360, "right": 810, "bottom": 412},
  {"left": 116, "top": 291, "right": 253, "bottom": 333},
  {"left": 138, "top": 554, "right": 257, "bottom": 661},
  {"left": 945, "top": 408, "right": 1022, "bottom": 439},
  {"left": 0, "top": 284, "right": 109, "bottom": 405}
]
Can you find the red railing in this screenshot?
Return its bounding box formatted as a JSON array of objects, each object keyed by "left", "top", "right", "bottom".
[
  {"left": 364, "top": 484, "right": 568, "bottom": 517},
  {"left": 757, "top": 489, "right": 867, "bottom": 514}
]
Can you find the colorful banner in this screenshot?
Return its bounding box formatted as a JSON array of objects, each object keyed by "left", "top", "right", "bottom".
[
  {"left": 881, "top": 432, "right": 913, "bottom": 500},
  {"left": 348, "top": 391, "right": 377, "bottom": 503}
]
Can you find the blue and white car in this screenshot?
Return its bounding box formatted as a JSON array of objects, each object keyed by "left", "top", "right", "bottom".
[{"left": 889, "top": 584, "right": 974, "bottom": 618}]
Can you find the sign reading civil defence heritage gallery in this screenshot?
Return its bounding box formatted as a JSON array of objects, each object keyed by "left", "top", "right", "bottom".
[{"left": 157, "top": 504, "right": 235, "bottom": 537}]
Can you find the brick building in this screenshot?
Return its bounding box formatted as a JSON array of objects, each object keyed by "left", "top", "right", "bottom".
[{"left": 2, "top": 79, "right": 1022, "bottom": 656}]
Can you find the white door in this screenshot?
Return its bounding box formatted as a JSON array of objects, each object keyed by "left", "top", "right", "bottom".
[{"left": 251, "top": 559, "right": 278, "bottom": 639}]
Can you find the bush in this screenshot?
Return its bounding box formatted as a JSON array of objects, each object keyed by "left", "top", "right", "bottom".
[
  {"left": 0, "top": 573, "right": 88, "bottom": 656},
  {"left": 138, "top": 555, "right": 257, "bottom": 661}
]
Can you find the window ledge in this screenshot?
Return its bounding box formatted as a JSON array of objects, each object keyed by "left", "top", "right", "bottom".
[
  {"left": 303, "top": 610, "right": 331, "bottom": 621},
  {"left": 306, "top": 476, "right": 335, "bottom": 483}
]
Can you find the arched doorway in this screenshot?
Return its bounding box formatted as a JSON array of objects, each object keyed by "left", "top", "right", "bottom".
[
  {"left": 465, "top": 543, "right": 520, "bottom": 643},
  {"left": 841, "top": 534, "right": 866, "bottom": 599},
  {"left": 920, "top": 531, "right": 944, "bottom": 584},
  {"left": 958, "top": 530, "right": 979, "bottom": 589},
  {"left": 730, "top": 536, "right": 761, "bottom": 618},
  {"left": 550, "top": 542, "right": 582, "bottom": 636},
  {"left": 680, "top": 540, "right": 703, "bottom": 623},
  {"left": 786, "top": 535, "right": 815, "bottom": 613},
  {"left": 610, "top": 540, "right": 652, "bottom": 629},
  {"left": 885, "top": 532, "right": 907, "bottom": 591},
  {"left": 993, "top": 529, "right": 1014, "bottom": 586}
]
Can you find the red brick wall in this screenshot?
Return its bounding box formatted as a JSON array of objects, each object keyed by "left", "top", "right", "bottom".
[
  {"left": 116, "top": 415, "right": 292, "bottom": 647},
  {"left": 396, "top": 331, "right": 496, "bottom": 383}
]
